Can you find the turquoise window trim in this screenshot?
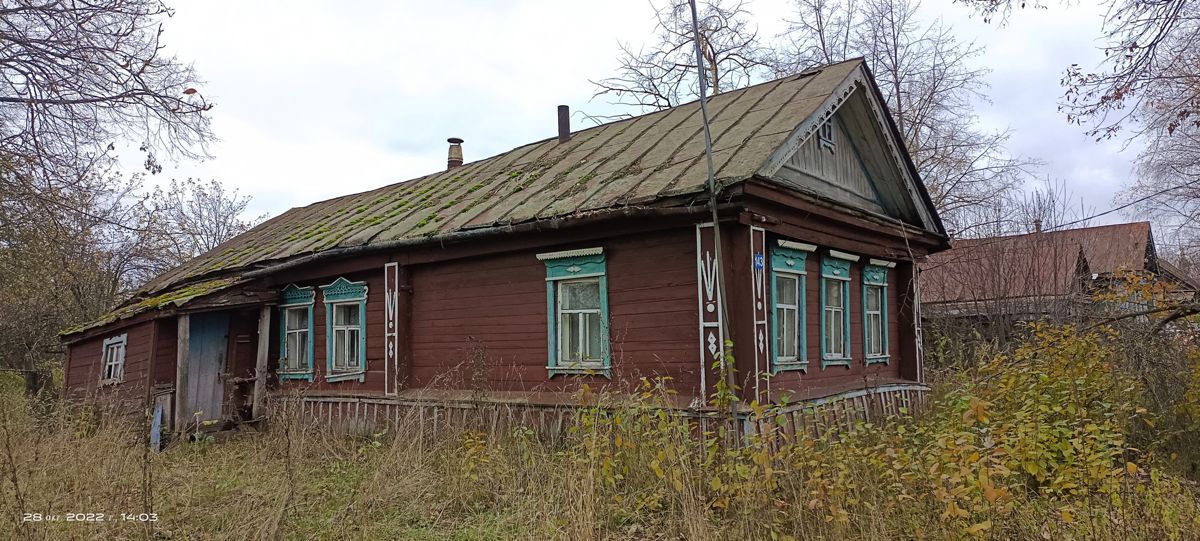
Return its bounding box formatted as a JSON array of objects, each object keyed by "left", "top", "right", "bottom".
[
  {"left": 820, "top": 256, "right": 852, "bottom": 369},
  {"left": 770, "top": 245, "right": 808, "bottom": 373},
  {"left": 863, "top": 265, "right": 890, "bottom": 365},
  {"left": 539, "top": 249, "right": 611, "bottom": 378},
  {"left": 278, "top": 284, "right": 315, "bottom": 381},
  {"left": 319, "top": 277, "right": 368, "bottom": 383}
]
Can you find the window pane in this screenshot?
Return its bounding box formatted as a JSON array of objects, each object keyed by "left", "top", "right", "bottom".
[
  {"left": 776, "top": 307, "right": 797, "bottom": 358},
  {"left": 561, "top": 281, "right": 600, "bottom": 310},
  {"left": 561, "top": 312, "right": 582, "bottom": 361},
  {"left": 775, "top": 274, "right": 797, "bottom": 304},
  {"left": 868, "top": 314, "right": 882, "bottom": 355},
  {"left": 335, "top": 304, "right": 359, "bottom": 326},
  {"left": 825, "top": 280, "right": 842, "bottom": 307},
  {"left": 346, "top": 329, "right": 359, "bottom": 368},
  {"left": 866, "top": 286, "right": 881, "bottom": 311},
  {"left": 285, "top": 333, "right": 300, "bottom": 370},
  {"left": 334, "top": 330, "right": 347, "bottom": 368},
  {"left": 586, "top": 312, "right": 602, "bottom": 360},
  {"left": 287, "top": 307, "right": 308, "bottom": 330}
]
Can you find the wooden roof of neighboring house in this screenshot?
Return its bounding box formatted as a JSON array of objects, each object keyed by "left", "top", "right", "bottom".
[
  {"left": 63, "top": 58, "right": 948, "bottom": 339},
  {"left": 921, "top": 222, "right": 1170, "bottom": 306}
]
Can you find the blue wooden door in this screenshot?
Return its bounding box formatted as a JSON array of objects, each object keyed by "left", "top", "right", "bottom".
[{"left": 187, "top": 312, "right": 229, "bottom": 423}]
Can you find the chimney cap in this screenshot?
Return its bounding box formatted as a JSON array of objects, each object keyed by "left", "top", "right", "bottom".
[{"left": 447, "top": 137, "right": 464, "bottom": 144}]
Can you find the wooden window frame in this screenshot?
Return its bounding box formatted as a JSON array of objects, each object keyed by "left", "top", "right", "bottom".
[
  {"left": 821, "top": 252, "right": 858, "bottom": 368},
  {"left": 538, "top": 247, "right": 610, "bottom": 378},
  {"left": 278, "top": 284, "right": 315, "bottom": 381},
  {"left": 99, "top": 333, "right": 127, "bottom": 385},
  {"left": 863, "top": 260, "right": 894, "bottom": 365},
  {"left": 319, "top": 277, "right": 368, "bottom": 383},
  {"left": 769, "top": 240, "right": 814, "bottom": 373}
]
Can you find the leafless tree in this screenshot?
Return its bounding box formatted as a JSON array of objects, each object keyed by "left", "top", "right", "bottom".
[
  {"left": 141, "top": 178, "right": 264, "bottom": 275},
  {"left": 591, "top": 0, "right": 771, "bottom": 116},
  {"left": 0, "top": 0, "right": 214, "bottom": 194},
  {"left": 776, "top": 0, "right": 1033, "bottom": 237}
]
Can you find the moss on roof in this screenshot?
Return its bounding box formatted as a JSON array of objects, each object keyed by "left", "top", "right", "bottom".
[{"left": 60, "top": 277, "right": 244, "bottom": 337}]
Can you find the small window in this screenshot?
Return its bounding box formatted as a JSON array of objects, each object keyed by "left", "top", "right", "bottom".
[
  {"left": 538, "top": 247, "right": 610, "bottom": 377},
  {"left": 282, "top": 306, "right": 310, "bottom": 372},
  {"left": 558, "top": 279, "right": 603, "bottom": 364},
  {"left": 821, "top": 254, "right": 855, "bottom": 368},
  {"left": 331, "top": 303, "right": 362, "bottom": 372},
  {"left": 823, "top": 279, "right": 846, "bottom": 357},
  {"left": 100, "top": 334, "right": 127, "bottom": 384},
  {"left": 775, "top": 274, "right": 800, "bottom": 361},
  {"left": 320, "top": 277, "right": 368, "bottom": 382},
  {"left": 769, "top": 241, "right": 813, "bottom": 372},
  {"left": 819, "top": 120, "right": 836, "bottom": 152},
  {"left": 863, "top": 262, "right": 891, "bottom": 364},
  {"left": 279, "top": 284, "right": 315, "bottom": 380}
]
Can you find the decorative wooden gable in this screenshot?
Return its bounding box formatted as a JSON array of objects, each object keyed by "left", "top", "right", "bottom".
[{"left": 760, "top": 65, "right": 940, "bottom": 233}]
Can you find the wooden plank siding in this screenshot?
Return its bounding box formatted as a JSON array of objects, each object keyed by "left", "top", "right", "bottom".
[{"left": 64, "top": 320, "right": 155, "bottom": 406}]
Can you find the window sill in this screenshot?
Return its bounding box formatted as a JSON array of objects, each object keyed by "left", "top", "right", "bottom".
[
  {"left": 865, "top": 356, "right": 890, "bottom": 366},
  {"left": 325, "top": 371, "right": 365, "bottom": 383},
  {"left": 279, "top": 372, "right": 315, "bottom": 382},
  {"left": 548, "top": 365, "right": 612, "bottom": 379},
  {"left": 821, "top": 357, "right": 852, "bottom": 369},
  {"left": 98, "top": 379, "right": 123, "bottom": 387},
  {"left": 771, "top": 362, "right": 808, "bottom": 374}
]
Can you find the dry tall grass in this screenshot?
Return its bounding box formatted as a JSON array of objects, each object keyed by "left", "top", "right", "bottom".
[{"left": 2, "top": 324, "right": 1200, "bottom": 540}]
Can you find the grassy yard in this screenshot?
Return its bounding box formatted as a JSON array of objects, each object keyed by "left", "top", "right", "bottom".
[{"left": 3, "top": 325, "right": 1200, "bottom": 540}]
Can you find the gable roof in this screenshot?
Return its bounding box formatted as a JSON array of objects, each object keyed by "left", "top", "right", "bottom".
[
  {"left": 921, "top": 222, "right": 1157, "bottom": 305},
  {"left": 66, "top": 58, "right": 946, "bottom": 338}
]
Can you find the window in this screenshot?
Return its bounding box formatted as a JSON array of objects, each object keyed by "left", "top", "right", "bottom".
[
  {"left": 320, "top": 277, "right": 368, "bottom": 382},
  {"left": 821, "top": 253, "right": 856, "bottom": 368},
  {"left": 770, "top": 241, "right": 814, "bottom": 372},
  {"left": 538, "top": 247, "right": 610, "bottom": 377},
  {"left": 558, "top": 279, "right": 603, "bottom": 364},
  {"left": 99, "top": 334, "right": 127, "bottom": 384},
  {"left": 863, "top": 261, "right": 893, "bottom": 364},
  {"left": 279, "top": 284, "right": 315, "bottom": 380},
  {"left": 819, "top": 120, "right": 836, "bottom": 152}
]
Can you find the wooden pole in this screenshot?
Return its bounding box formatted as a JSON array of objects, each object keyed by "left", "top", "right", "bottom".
[
  {"left": 252, "top": 305, "right": 271, "bottom": 419},
  {"left": 175, "top": 314, "right": 190, "bottom": 435}
]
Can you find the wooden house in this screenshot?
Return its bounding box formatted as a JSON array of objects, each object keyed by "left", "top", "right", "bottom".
[
  {"left": 921, "top": 221, "right": 1199, "bottom": 325},
  {"left": 59, "top": 59, "right": 949, "bottom": 433}
]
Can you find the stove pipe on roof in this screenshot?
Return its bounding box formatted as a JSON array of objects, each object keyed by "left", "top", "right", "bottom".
[
  {"left": 557, "top": 105, "right": 570, "bottom": 143},
  {"left": 447, "top": 137, "right": 464, "bottom": 170}
]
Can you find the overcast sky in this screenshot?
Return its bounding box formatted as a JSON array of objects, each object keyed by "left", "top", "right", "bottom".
[{"left": 137, "top": 0, "right": 1136, "bottom": 225}]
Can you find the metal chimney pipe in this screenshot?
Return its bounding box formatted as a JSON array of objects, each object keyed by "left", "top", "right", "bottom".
[
  {"left": 557, "top": 105, "right": 570, "bottom": 143},
  {"left": 447, "top": 137, "right": 463, "bottom": 170}
]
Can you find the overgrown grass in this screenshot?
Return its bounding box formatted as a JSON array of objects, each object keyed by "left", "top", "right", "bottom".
[{"left": 3, "top": 324, "right": 1200, "bottom": 539}]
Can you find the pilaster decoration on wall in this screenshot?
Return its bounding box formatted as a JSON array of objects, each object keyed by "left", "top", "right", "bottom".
[
  {"left": 384, "top": 263, "right": 399, "bottom": 396},
  {"left": 749, "top": 226, "right": 769, "bottom": 398},
  {"left": 770, "top": 240, "right": 815, "bottom": 374},
  {"left": 696, "top": 224, "right": 724, "bottom": 398},
  {"left": 278, "top": 284, "right": 315, "bottom": 381},
  {"left": 320, "top": 277, "right": 368, "bottom": 383}
]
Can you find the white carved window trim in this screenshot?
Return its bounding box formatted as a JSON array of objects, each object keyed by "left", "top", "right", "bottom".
[
  {"left": 100, "top": 334, "right": 127, "bottom": 385},
  {"left": 818, "top": 120, "right": 836, "bottom": 153}
]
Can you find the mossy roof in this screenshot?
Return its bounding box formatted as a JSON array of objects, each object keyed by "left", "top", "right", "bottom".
[
  {"left": 138, "top": 59, "right": 865, "bottom": 297},
  {"left": 60, "top": 277, "right": 244, "bottom": 337}
]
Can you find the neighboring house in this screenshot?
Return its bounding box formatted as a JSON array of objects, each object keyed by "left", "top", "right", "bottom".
[
  {"left": 60, "top": 58, "right": 949, "bottom": 433},
  {"left": 921, "top": 222, "right": 1200, "bottom": 323}
]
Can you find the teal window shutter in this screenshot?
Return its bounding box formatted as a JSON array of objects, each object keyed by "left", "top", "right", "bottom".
[
  {"left": 863, "top": 261, "right": 892, "bottom": 365},
  {"left": 820, "top": 255, "right": 854, "bottom": 368},
  {"left": 279, "top": 284, "right": 316, "bottom": 381},
  {"left": 538, "top": 248, "right": 611, "bottom": 378},
  {"left": 769, "top": 242, "right": 811, "bottom": 373},
  {"left": 319, "top": 277, "right": 368, "bottom": 383}
]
